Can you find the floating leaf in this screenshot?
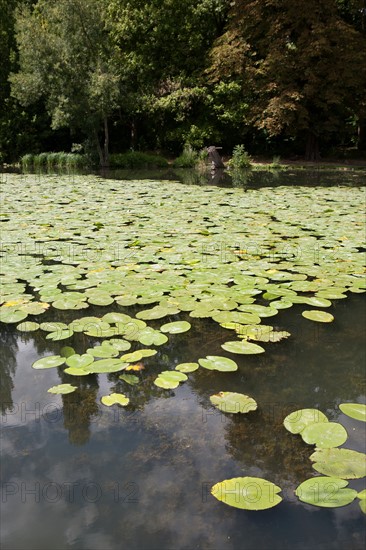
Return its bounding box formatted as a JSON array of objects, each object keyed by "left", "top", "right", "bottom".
[
  {"left": 310, "top": 448, "right": 366, "bottom": 479},
  {"left": 32, "top": 355, "right": 66, "bottom": 369},
  {"left": 295, "top": 477, "right": 357, "bottom": 508},
  {"left": 221, "top": 340, "right": 265, "bottom": 355},
  {"left": 119, "top": 374, "right": 140, "bottom": 385},
  {"left": 302, "top": 310, "right": 334, "bottom": 323},
  {"left": 211, "top": 477, "right": 282, "bottom": 510},
  {"left": 283, "top": 409, "right": 329, "bottom": 434},
  {"left": 86, "top": 344, "right": 119, "bottom": 358},
  {"left": 101, "top": 393, "right": 129, "bottom": 407},
  {"left": 46, "top": 328, "right": 74, "bottom": 341},
  {"left": 136, "top": 305, "right": 180, "bottom": 320},
  {"left": 121, "top": 349, "right": 157, "bottom": 362},
  {"left": 339, "top": 403, "right": 366, "bottom": 422},
  {"left": 360, "top": 500, "right": 366, "bottom": 514},
  {"left": 108, "top": 338, "right": 131, "bottom": 351},
  {"left": 64, "top": 367, "right": 92, "bottom": 376},
  {"left": 48, "top": 384, "right": 77, "bottom": 394},
  {"left": 0, "top": 309, "right": 28, "bottom": 323},
  {"left": 210, "top": 392, "right": 257, "bottom": 414},
  {"left": 175, "top": 362, "right": 199, "bottom": 373},
  {"left": 154, "top": 370, "right": 188, "bottom": 389},
  {"left": 160, "top": 321, "right": 191, "bottom": 334},
  {"left": 88, "top": 359, "right": 128, "bottom": 374},
  {"left": 16, "top": 321, "right": 40, "bottom": 332},
  {"left": 301, "top": 422, "right": 348, "bottom": 448},
  {"left": 198, "top": 355, "right": 238, "bottom": 372},
  {"left": 358, "top": 489, "right": 366, "bottom": 499},
  {"left": 65, "top": 354, "right": 94, "bottom": 369},
  {"left": 60, "top": 346, "right": 76, "bottom": 358}
]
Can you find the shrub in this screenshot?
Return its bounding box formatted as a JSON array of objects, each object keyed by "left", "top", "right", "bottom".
[
  {"left": 173, "top": 144, "right": 199, "bottom": 168},
  {"left": 20, "top": 154, "right": 34, "bottom": 170},
  {"left": 229, "top": 144, "right": 252, "bottom": 170}
]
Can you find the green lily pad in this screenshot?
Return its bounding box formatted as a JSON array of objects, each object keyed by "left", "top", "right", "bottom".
[
  {"left": 40, "top": 321, "right": 69, "bottom": 332},
  {"left": 175, "top": 362, "right": 199, "bottom": 373},
  {"left": 46, "top": 328, "right": 74, "bottom": 341},
  {"left": 121, "top": 349, "right": 157, "bottom": 362},
  {"left": 65, "top": 354, "right": 94, "bottom": 369},
  {"left": 108, "top": 338, "right": 132, "bottom": 351},
  {"left": 210, "top": 392, "right": 257, "bottom": 414},
  {"left": 295, "top": 477, "right": 357, "bottom": 508},
  {"left": 32, "top": 355, "right": 66, "bottom": 369},
  {"left": 101, "top": 393, "right": 130, "bottom": 407},
  {"left": 302, "top": 310, "right": 334, "bottom": 323},
  {"left": 136, "top": 305, "right": 180, "bottom": 320},
  {"left": 211, "top": 477, "right": 282, "bottom": 510},
  {"left": 64, "top": 367, "right": 92, "bottom": 376},
  {"left": 86, "top": 344, "right": 119, "bottom": 358},
  {"left": 154, "top": 370, "right": 188, "bottom": 389},
  {"left": 88, "top": 359, "right": 128, "bottom": 374},
  {"left": 360, "top": 500, "right": 366, "bottom": 514},
  {"left": 47, "top": 384, "right": 77, "bottom": 394},
  {"left": 310, "top": 448, "right": 366, "bottom": 479},
  {"left": 339, "top": 403, "right": 366, "bottom": 422},
  {"left": 283, "top": 409, "right": 329, "bottom": 434},
  {"left": 16, "top": 321, "right": 40, "bottom": 332},
  {"left": 137, "top": 328, "right": 168, "bottom": 346},
  {"left": 0, "top": 309, "right": 28, "bottom": 323},
  {"left": 160, "top": 321, "right": 191, "bottom": 334},
  {"left": 221, "top": 340, "right": 265, "bottom": 355},
  {"left": 301, "top": 422, "right": 348, "bottom": 448},
  {"left": 357, "top": 489, "right": 366, "bottom": 499},
  {"left": 60, "top": 346, "right": 76, "bottom": 358},
  {"left": 198, "top": 355, "right": 238, "bottom": 372},
  {"left": 119, "top": 374, "right": 140, "bottom": 385}
]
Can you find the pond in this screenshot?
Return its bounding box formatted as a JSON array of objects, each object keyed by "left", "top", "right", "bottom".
[{"left": 1, "top": 171, "right": 365, "bottom": 550}]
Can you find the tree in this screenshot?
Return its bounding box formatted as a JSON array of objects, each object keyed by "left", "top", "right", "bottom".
[
  {"left": 107, "top": 0, "right": 229, "bottom": 151},
  {"left": 10, "top": 0, "right": 121, "bottom": 166},
  {"left": 209, "top": 0, "right": 366, "bottom": 158}
]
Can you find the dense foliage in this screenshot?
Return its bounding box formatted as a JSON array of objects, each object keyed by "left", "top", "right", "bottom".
[{"left": 1, "top": 0, "right": 365, "bottom": 164}]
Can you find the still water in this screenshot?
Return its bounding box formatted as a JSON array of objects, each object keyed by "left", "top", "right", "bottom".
[{"left": 1, "top": 171, "right": 365, "bottom": 550}]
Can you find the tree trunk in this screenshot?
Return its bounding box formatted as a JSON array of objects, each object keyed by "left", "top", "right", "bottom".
[
  {"left": 94, "top": 128, "right": 104, "bottom": 167},
  {"left": 305, "top": 132, "right": 320, "bottom": 161},
  {"left": 357, "top": 116, "right": 366, "bottom": 152},
  {"left": 103, "top": 116, "right": 109, "bottom": 167}
]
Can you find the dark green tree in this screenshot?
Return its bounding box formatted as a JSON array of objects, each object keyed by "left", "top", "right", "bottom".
[
  {"left": 209, "top": 0, "right": 366, "bottom": 158},
  {"left": 10, "top": 0, "right": 121, "bottom": 166}
]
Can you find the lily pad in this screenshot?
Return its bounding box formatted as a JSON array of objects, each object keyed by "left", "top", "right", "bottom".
[
  {"left": 65, "top": 354, "right": 94, "bottom": 369},
  {"left": 160, "top": 321, "right": 191, "bottom": 334},
  {"left": 119, "top": 374, "right": 140, "bottom": 385},
  {"left": 339, "top": 403, "right": 366, "bottom": 422},
  {"left": 88, "top": 359, "right": 128, "bottom": 374},
  {"left": 16, "top": 321, "right": 40, "bottom": 332},
  {"left": 210, "top": 392, "right": 257, "bottom": 414},
  {"left": 283, "top": 409, "right": 329, "bottom": 434},
  {"left": 221, "top": 340, "right": 265, "bottom": 355},
  {"left": 154, "top": 370, "right": 188, "bottom": 389},
  {"left": 121, "top": 349, "right": 157, "bottom": 362},
  {"left": 198, "top": 355, "right": 238, "bottom": 372},
  {"left": 108, "top": 338, "right": 132, "bottom": 351},
  {"left": 211, "top": 477, "right": 282, "bottom": 510},
  {"left": 295, "top": 477, "right": 357, "bottom": 508},
  {"left": 175, "top": 362, "right": 199, "bottom": 373},
  {"left": 301, "top": 422, "right": 348, "bottom": 448},
  {"left": 32, "top": 355, "right": 66, "bottom": 369},
  {"left": 302, "top": 310, "right": 334, "bottom": 323},
  {"left": 0, "top": 309, "right": 28, "bottom": 323},
  {"left": 47, "top": 384, "right": 77, "bottom": 394},
  {"left": 310, "top": 448, "right": 366, "bottom": 479},
  {"left": 101, "top": 393, "right": 130, "bottom": 407}
]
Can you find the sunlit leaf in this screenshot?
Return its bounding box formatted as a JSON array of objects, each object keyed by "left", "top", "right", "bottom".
[
  {"left": 295, "top": 477, "right": 357, "bottom": 508},
  {"left": 211, "top": 477, "right": 282, "bottom": 510},
  {"left": 210, "top": 392, "right": 257, "bottom": 414}
]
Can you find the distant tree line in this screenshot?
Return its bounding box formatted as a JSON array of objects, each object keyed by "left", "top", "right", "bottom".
[{"left": 1, "top": 0, "right": 365, "bottom": 165}]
